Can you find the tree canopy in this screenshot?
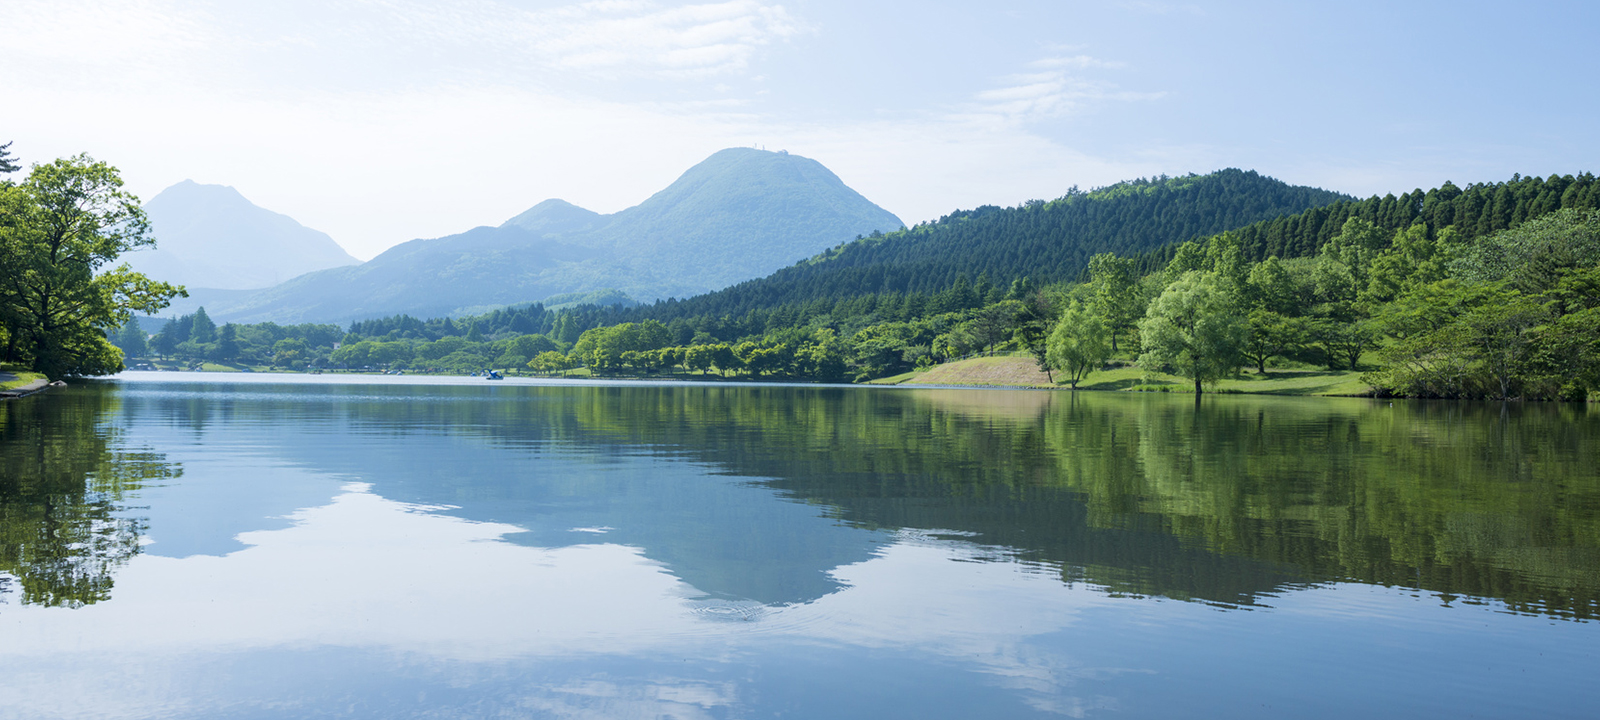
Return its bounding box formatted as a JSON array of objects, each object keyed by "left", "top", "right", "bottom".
[{"left": 0, "top": 155, "right": 184, "bottom": 377}]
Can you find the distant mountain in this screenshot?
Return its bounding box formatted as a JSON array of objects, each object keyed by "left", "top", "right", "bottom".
[
  {"left": 608, "top": 169, "right": 1353, "bottom": 325},
  {"left": 206, "top": 148, "right": 904, "bottom": 324},
  {"left": 503, "top": 199, "right": 605, "bottom": 236},
  {"left": 128, "top": 181, "right": 359, "bottom": 290}
]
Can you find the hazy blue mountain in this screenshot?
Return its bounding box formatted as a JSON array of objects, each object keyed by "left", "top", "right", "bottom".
[
  {"left": 588, "top": 148, "right": 905, "bottom": 290},
  {"left": 205, "top": 148, "right": 904, "bottom": 324},
  {"left": 502, "top": 199, "right": 604, "bottom": 236},
  {"left": 128, "top": 181, "right": 359, "bottom": 290}
]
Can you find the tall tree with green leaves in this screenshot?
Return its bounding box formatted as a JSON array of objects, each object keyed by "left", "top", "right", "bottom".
[
  {"left": 1137, "top": 271, "right": 1247, "bottom": 395},
  {"left": 1086, "top": 252, "right": 1140, "bottom": 352},
  {"left": 0, "top": 155, "right": 184, "bottom": 377},
  {"left": 212, "top": 323, "right": 240, "bottom": 363},
  {"left": 1046, "top": 302, "right": 1110, "bottom": 388}
]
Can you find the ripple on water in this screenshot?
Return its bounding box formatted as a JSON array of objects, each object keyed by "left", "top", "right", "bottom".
[{"left": 687, "top": 598, "right": 770, "bottom": 623}]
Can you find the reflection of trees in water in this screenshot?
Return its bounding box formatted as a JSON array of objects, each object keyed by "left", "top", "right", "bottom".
[
  {"left": 82, "top": 381, "right": 1600, "bottom": 618},
  {"left": 1086, "top": 397, "right": 1600, "bottom": 619},
  {"left": 0, "top": 388, "right": 177, "bottom": 608},
  {"left": 459, "top": 387, "right": 1600, "bottom": 619}
]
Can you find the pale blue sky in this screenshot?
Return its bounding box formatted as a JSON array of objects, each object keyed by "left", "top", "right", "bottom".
[{"left": 4, "top": 0, "right": 1595, "bottom": 259}]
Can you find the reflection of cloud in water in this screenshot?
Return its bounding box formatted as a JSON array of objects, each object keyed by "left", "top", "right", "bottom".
[
  {"left": 514, "top": 679, "right": 739, "bottom": 720},
  {"left": 0, "top": 482, "right": 1128, "bottom": 717},
  {"left": 765, "top": 537, "right": 1130, "bottom": 714}
]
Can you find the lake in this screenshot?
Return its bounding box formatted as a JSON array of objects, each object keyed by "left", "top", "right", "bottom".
[{"left": 2, "top": 372, "right": 1597, "bottom": 719}]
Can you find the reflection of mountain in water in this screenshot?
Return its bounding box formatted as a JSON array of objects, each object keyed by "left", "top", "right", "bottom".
[
  {"left": 0, "top": 388, "right": 179, "bottom": 607},
  {"left": 91, "top": 380, "right": 1600, "bottom": 618},
  {"left": 112, "top": 383, "right": 883, "bottom": 606}
]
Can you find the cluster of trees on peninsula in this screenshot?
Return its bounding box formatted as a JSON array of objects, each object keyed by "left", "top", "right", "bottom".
[{"left": 0, "top": 145, "right": 184, "bottom": 378}]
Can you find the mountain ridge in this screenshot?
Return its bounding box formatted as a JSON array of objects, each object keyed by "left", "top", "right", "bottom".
[{"left": 194, "top": 148, "right": 904, "bottom": 324}]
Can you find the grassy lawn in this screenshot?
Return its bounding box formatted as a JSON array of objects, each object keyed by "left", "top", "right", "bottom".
[
  {"left": 0, "top": 368, "right": 48, "bottom": 390},
  {"left": 1074, "top": 365, "right": 1370, "bottom": 396},
  {"left": 904, "top": 356, "right": 1055, "bottom": 388},
  {"left": 866, "top": 369, "right": 928, "bottom": 385}
]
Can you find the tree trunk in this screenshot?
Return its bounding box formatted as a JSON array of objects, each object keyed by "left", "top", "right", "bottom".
[{"left": 1194, "top": 375, "right": 1203, "bottom": 396}]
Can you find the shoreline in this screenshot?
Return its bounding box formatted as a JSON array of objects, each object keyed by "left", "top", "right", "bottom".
[
  {"left": 0, "top": 378, "right": 64, "bottom": 400},
  {"left": 105, "top": 362, "right": 1595, "bottom": 402},
  {"left": 104, "top": 367, "right": 1382, "bottom": 401}
]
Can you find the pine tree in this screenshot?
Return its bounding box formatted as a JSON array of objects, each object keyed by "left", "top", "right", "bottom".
[
  {"left": 191, "top": 307, "right": 217, "bottom": 344},
  {"left": 0, "top": 141, "right": 19, "bottom": 177},
  {"left": 115, "top": 317, "right": 148, "bottom": 358}
]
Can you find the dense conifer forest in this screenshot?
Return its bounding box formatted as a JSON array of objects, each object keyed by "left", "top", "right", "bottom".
[{"left": 1133, "top": 172, "right": 1600, "bottom": 272}]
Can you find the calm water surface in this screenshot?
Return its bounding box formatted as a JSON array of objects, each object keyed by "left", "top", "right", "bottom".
[{"left": 2, "top": 372, "right": 1597, "bottom": 719}]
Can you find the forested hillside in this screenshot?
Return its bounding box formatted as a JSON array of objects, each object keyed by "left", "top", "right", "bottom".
[
  {"left": 608, "top": 169, "right": 1346, "bottom": 326},
  {"left": 1133, "top": 172, "right": 1600, "bottom": 272}
]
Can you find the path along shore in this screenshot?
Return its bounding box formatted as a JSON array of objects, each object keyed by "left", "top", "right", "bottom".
[{"left": 0, "top": 376, "right": 62, "bottom": 400}]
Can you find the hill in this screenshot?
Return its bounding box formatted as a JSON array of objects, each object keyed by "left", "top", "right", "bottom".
[
  {"left": 126, "top": 181, "right": 359, "bottom": 290},
  {"left": 206, "top": 148, "right": 903, "bottom": 324},
  {"left": 604, "top": 169, "right": 1349, "bottom": 329}
]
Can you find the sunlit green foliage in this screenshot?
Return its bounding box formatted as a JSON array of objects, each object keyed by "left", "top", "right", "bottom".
[
  {"left": 1046, "top": 302, "right": 1109, "bottom": 388},
  {"left": 0, "top": 155, "right": 183, "bottom": 377},
  {"left": 1137, "top": 272, "right": 1248, "bottom": 394}
]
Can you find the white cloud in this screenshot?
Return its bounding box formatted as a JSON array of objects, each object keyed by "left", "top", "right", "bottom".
[
  {"left": 961, "top": 54, "right": 1164, "bottom": 126},
  {"left": 527, "top": 0, "right": 803, "bottom": 78},
  {"left": 0, "top": 0, "right": 803, "bottom": 94}
]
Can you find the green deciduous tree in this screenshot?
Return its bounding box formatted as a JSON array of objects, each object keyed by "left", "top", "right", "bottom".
[
  {"left": 528, "top": 350, "right": 573, "bottom": 375},
  {"left": 1451, "top": 208, "right": 1600, "bottom": 294},
  {"left": 211, "top": 323, "right": 240, "bottom": 364},
  {"left": 1087, "top": 253, "right": 1139, "bottom": 352},
  {"left": 0, "top": 155, "right": 184, "bottom": 377},
  {"left": 1137, "top": 271, "right": 1247, "bottom": 395},
  {"left": 1045, "top": 302, "right": 1110, "bottom": 388},
  {"left": 1240, "top": 309, "right": 1308, "bottom": 373}
]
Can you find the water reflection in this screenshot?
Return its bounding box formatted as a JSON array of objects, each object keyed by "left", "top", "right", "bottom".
[
  {"left": 1, "top": 375, "right": 1597, "bottom": 718},
  {"left": 0, "top": 388, "right": 177, "bottom": 608},
  {"left": 80, "top": 376, "right": 1600, "bottom": 618}
]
